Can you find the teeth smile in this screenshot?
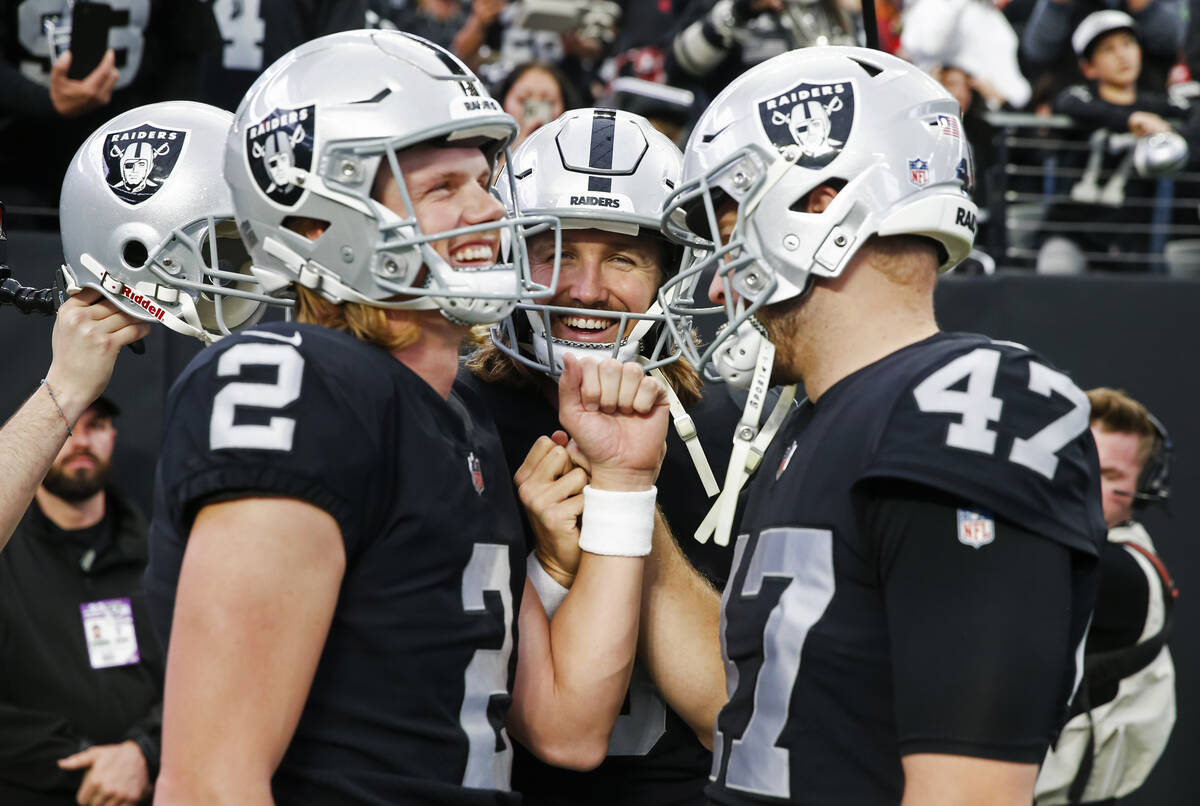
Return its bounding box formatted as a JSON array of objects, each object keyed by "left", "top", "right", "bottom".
[
  {"left": 562, "top": 315, "right": 614, "bottom": 331},
  {"left": 451, "top": 245, "right": 493, "bottom": 262}
]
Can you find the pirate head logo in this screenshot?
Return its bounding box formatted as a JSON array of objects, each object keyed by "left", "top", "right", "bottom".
[
  {"left": 103, "top": 123, "right": 188, "bottom": 205},
  {"left": 957, "top": 150, "right": 976, "bottom": 197},
  {"left": 245, "top": 105, "right": 315, "bottom": 207},
  {"left": 758, "top": 81, "right": 855, "bottom": 168}
]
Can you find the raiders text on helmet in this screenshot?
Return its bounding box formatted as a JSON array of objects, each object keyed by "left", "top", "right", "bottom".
[
  {"left": 61, "top": 101, "right": 281, "bottom": 343},
  {"left": 491, "top": 108, "right": 697, "bottom": 376},
  {"left": 658, "top": 46, "right": 978, "bottom": 385},
  {"left": 224, "top": 30, "right": 559, "bottom": 325}
]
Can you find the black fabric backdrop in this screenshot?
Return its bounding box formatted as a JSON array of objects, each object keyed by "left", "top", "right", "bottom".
[{"left": 2, "top": 230, "right": 1195, "bottom": 804}]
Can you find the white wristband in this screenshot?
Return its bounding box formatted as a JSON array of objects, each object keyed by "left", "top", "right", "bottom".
[
  {"left": 526, "top": 552, "right": 570, "bottom": 618},
  {"left": 578, "top": 485, "right": 657, "bottom": 557}
]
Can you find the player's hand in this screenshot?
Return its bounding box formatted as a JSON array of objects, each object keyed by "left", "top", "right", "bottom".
[
  {"left": 44, "top": 289, "right": 151, "bottom": 423},
  {"left": 58, "top": 740, "right": 151, "bottom": 806},
  {"left": 50, "top": 49, "right": 119, "bottom": 118},
  {"left": 515, "top": 431, "right": 588, "bottom": 587},
  {"left": 1129, "top": 111, "right": 1171, "bottom": 136},
  {"left": 557, "top": 354, "right": 669, "bottom": 492}
]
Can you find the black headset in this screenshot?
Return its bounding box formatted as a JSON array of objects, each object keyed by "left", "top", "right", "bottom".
[{"left": 1134, "top": 410, "right": 1172, "bottom": 508}]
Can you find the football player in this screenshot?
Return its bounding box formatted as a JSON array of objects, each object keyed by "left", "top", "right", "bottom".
[
  {"left": 654, "top": 47, "right": 1107, "bottom": 805},
  {"left": 460, "top": 107, "right": 735, "bottom": 805},
  {"left": 143, "top": 31, "right": 668, "bottom": 804}
]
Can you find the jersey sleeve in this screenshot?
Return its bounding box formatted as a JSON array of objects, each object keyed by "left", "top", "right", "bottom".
[
  {"left": 867, "top": 481, "right": 1082, "bottom": 763},
  {"left": 861, "top": 341, "right": 1106, "bottom": 557},
  {"left": 156, "top": 327, "right": 388, "bottom": 557}
]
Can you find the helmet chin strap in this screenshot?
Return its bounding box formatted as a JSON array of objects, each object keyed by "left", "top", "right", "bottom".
[
  {"left": 75, "top": 254, "right": 215, "bottom": 344},
  {"left": 694, "top": 325, "right": 797, "bottom": 546}
]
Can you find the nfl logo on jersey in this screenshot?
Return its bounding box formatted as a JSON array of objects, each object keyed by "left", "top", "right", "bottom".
[{"left": 956, "top": 508, "right": 995, "bottom": 549}]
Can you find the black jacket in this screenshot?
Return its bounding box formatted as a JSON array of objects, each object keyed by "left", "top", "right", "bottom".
[{"left": 0, "top": 489, "right": 163, "bottom": 805}]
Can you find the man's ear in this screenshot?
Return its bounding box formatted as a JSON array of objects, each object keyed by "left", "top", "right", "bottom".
[{"left": 806, "top": 184, "right": 839, "bottom": 215}]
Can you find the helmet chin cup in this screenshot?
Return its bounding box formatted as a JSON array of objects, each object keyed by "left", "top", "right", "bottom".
[
  {"left": 530, "top": 326, "right": 642, "bottom": 377},
  {"left": 711, "top": 317, "right": 768, "bottom": 389}
]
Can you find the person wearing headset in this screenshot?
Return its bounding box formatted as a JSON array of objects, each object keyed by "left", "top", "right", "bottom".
[{"left": 1036, "top": 387, "right": 1177, "bottom": 806}]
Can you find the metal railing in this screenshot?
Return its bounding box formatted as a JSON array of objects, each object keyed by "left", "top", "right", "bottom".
[{"left": 982, "top": 111, "right": 1199, "bottom": 274}]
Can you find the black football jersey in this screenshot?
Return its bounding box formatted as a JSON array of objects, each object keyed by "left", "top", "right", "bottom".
[
  {"left": 146, "top": 323, "right": 525, "bottom": 805},
  {"left": 456, "top": 368, "right": 738, "bottom": 805},
  {"left": 708, "top": 331, "right": 1106, "bottom": 805}
]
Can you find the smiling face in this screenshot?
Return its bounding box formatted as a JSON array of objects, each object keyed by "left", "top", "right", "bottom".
[
  {"left": 528, "top": 228, "right": 664, "bottom": 343},
  {"left": 375, "top": 144, "right": 506, "bottom": 274}
]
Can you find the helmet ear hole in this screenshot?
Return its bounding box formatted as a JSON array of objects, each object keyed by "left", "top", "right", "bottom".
[{"left": 122, "top": 240, "right": 149, "bottom": 269}]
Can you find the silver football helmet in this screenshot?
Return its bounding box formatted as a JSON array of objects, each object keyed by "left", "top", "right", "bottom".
[
  {"left": 659, "top": 46, "right": 977, "bottom": 387},
  {"left": 60, "top": 101, "right": 279, "bottom": 344},
  {"left": 224, "top": 29, "right": 558, "bottom": 325},
  {"left": 491, "top": 108, "right": 698, "bottom": 376}
]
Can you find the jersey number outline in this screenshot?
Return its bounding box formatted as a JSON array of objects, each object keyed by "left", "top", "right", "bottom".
[
  {"left": 460, "top": 544, "right": 514, "bottom": 790},
  {"left": 209, "top": 342, "right": 303, "bottom": 451},
  {"left": 912, "top": 347, "right": 1090, "bottom": 480},
  {"left": 713, "top": 528, "right": 836, "bottom": 799},
  {"left": 212, "top": 0, "right": 265, "bottom": 71},
  {"left": 16, "top": 0, "right": 150, "bottom": 88}
]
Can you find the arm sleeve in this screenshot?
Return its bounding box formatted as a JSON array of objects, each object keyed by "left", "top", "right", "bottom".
[
  {"left": 867, "top": 481, "right": 1081, "bottom": 763},
  {"left": 122, "top": 702, "right": 162, "bottom": 781},
  {"left": 1020, "top": 0, "right": 1073, "bottom": 70},
  {"left": 0, "top": 701, "right": 87, "bottom": 791},
  {"left": 0, "top": 62, "right": 55, "bottom": 115},
  {"left": 1054, "top": 85, "right": 1134, "bottom": 130}
]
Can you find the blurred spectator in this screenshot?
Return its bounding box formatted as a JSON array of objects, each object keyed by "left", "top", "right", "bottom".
[
  {"left": 598, "top": 0, "right": 684, "bottom": 85},
  {"left": 1035, "top": 388, "right": 1176, "bottom": 805},
  {"left": 666, "top": 0, "right": 858, "bottom": 106},
  {"left": 454, "top": 0, "right": 606, "bottom": 97},
  {"left": 0, "top": 395, "right": 163, "bottom": 806},
  {"left": 496, "top": 59, "right": 581, "bottom": 149},
  {"left": 903, "top": 0, "right": 1032, "bottom": 110},
  {"left": 1038, "top": 10, "right": 1189, "bottom": 272},
  {"left": 1021, "top": 0, "right": 1184, "bottom": 97},
  {"left": 0, "top": 1, "right": 219, "bottom": 210},
  {"left": 372, "top": 0, "right": 466, "bottom": 49},
  {"left": 202, "top": 0, "right": 370, "bottom": 112}
]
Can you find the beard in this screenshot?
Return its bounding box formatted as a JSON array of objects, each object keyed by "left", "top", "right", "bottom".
[{"left": 42, "top": 453, "right": 110, "bottom": 502}]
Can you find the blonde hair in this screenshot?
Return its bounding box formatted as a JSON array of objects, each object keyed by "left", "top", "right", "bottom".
[
  {"left": 1086, "top": 387, "right": 1162, "bottom": 465},
  {"left": 463, "top": 324, "right": 704, "bottom": 410},
  {"left": 294, "top": 285, "right": 420, "bottom": 353}
]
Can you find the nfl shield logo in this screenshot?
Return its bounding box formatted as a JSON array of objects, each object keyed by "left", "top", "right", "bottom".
[
  {"left": 102, "top": 123, "right": 188, "bottom": 206},
  {"left": 245, "top": 105, "right": 316, "bottom": 207},
  {"left": 467, "top": 452, "right": 485, "bottom": 495},
  {"left": 957, "top": 508, "right": 994, "bottom": 549},
  {"left": 908, "top": 158, "right": 930, "bottom": 188},
  {"left": 776, "top": 440, "right": 798, "bottom": 480}
]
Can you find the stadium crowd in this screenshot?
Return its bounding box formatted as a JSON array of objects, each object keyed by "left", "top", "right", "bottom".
[{"left": 0, "top": 2, "right": 1187, "bottom": 806}]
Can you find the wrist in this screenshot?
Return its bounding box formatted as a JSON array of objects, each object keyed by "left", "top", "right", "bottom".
[
  {"left": 534, "top": 547, "right": 577, "bottom": 588},
  {"left": 587, "top": 467, "right": 656, "bottom": 492},
  {"left": 39, "top": 376, "right": 87, "bottom": 429},
  {"left": 527, "top": 552, "right": 570, "bottom": 617}
]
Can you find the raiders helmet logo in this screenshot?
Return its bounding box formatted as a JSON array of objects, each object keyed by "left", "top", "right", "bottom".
[
  {"left": 245, "top": 105, "right": 316, "bottom": 207},
  {"left": 103, "top": 123, "right": 188, "bottom": 206},
  {"left": 757, "top": 81, "right": 855, "bottom": 168}
]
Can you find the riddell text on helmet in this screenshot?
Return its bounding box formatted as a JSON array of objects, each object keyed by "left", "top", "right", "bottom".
[{"left": 121, "top": 285, "right": 166, "bottom": 321}]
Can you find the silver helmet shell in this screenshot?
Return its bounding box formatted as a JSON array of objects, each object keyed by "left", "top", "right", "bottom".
[
  {"left": 224, "top": 29, "right": 558, "bottom": 325},
  {"left": 60, "top": 101, "right": 276, "bottom": 343},
  {"left": 658, "top": 46, "right": 977, "bottom": 378},
  {"left": 491, "top": 108, "right": 695, "bottom": 376}
]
